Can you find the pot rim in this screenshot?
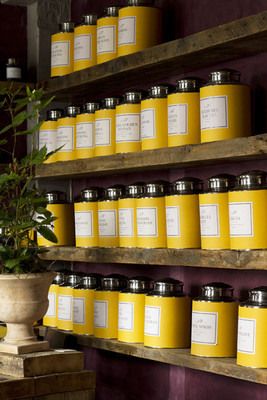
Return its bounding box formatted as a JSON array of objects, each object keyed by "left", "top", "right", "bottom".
[{"left": 0, "top": 271, "right": 56, "bottom": 280}]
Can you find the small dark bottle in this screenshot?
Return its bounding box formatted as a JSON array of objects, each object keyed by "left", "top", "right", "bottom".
[{"left": 6, "top": 58, "right": 22, "bottom": 81}]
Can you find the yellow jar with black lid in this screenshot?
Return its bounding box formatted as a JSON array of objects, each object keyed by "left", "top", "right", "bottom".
[
  {"left": 136, "top": 181, "right": 167, "bottom": 248},
  {"left": 74, "top": 14, "right": 97, "bottom": 72},
  {"left": 229, "top": 170, "right": 267, "bottom": 250},
  {"left": 75, "top": 102, "right": 100, "bottom": 159},
  {"left": 56, "top": 105, "right": 80, "bottom": 162},
  {"left": 116, "top": 91, "right": 142, "bottom": 154},
  {"left": 118, "top": 276, "right": 153, "bottom": 343},
  {"left": 118, "top": 0, "right": 162, "bottom": 57},
  {"left": 191, "top": 282, "right": 238, "bottom": 357},
  {"left": 237, "top": 286, "right": 267, "bottom": 368},
  {"left": 200, "top": 69, "right": 251, "bottom": 143},
  {"left": 51, "top": 22, "right": 74, "bottom": 77},
  {"left": 199, "top": 174, "right": 235, "bottom": 250},
  {"left": 97, "top": 6, "right": 119, "bottom": 64},
  {"left": 39, "top": 109, "right": 63, "bottom": 164},
  {"left": 57, "top": 273, "right": 82, "bottom": 331},
  {"left": 166, "top": 177, "right": 202, "bottom": 249},
  {"left": 94, "top": 274, "right": 128, "bottom": 339},
  {"left": 144, "top": 278, "right": 191, "bottom": 348},
  {"left": 43, "top": 271, "right": 65, "bottom": 328}
]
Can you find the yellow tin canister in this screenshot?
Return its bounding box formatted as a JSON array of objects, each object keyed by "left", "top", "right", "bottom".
[
  {"left": 191, "top": 282, "right": 238, "bottom": 357},
  {"left": 74, "top": 14, "right": 97, "bottom": 72},
  {"left": 168, "top": 78, "right": 203, "bottom": 147},
  {"left": 37, "top": 191, "right": 75, "bottom": 247},
  {"left": 200, "top": 69, "right": 251, "bottom": 143},
  {"left": 94, "top": 274, "right": 127, "bottom": 339},
  {"left": 39, "top": 109, "right": 63, "bottom": 164},
  {"left": 237, "top": 286, "right": 267, "bottom": 368},
  {"left": 55, "top": 105, "right": 80, "bottom": 162},
  {"left": 73, "top": 274, "right": 101, "bottom": 335},
  {"left": 144, "top": 278, "right": 191, "bottom": 348},
  {"left": 199, "top": 174, "right": 235, "bottom": 250},
  {"left": 51, "top": 22, "right": 74, "bottom": 77},
  {"left": 136, "top": 181, "right": 167, "bottom": 248},
  {"left": 166, "top": 177, "right": 202, "bottom": 249},
  {"left": 141, "top": 85, "right": 170, "bottom": 151},
  {"left": 74, "top": 187, "right": 102, "bottom": 248},
  {"left": 229, "top": 171, "right": 267, "bottom": 250},
  {"left": 97, "top": 6, "right": 119, "bottom": 64},
  {"left": 98, "top": 185, "right": 124, "bottom": 247},
  {"left": 57, "top": 274, "right": 82, "bottom": 331},
  {"left": 118, "top": 0, "right": 161, "bottom": 57},
  {"left": 75, "top": 102, "right": 100, "bottom": 160},
  {"left": 43, "top": 272, "right": 65, "bottom": 328},
  {"left": 118, "top": 182, "right": 144, "bottom": 247},
  {"left": 115, "top": 91, "right": 142, "bottom": 154},
  {"left": 95, "top": 97, "right": 120, "bottom": 157},
  {"left": 118, "top": 276, "right": 153, "bottom": 343}
]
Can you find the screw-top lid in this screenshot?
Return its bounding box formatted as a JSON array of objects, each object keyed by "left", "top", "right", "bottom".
[
  {"left": 127, "top": 0, "right": 154, "bottom": 5},
  {"left": 104, "top": 6, "right": 120, "bottom": 17},
  {"left": 47, "top": 109, "right": 64, "bottom": 121},
  {"left": 59, "top": 22, "right": 75, "bottom": 32},
  {"left": 65, "top": 105, "right": 80, "bottom": 117},
  {"left": 243, "top": 286, "right": 267, "bottom": 307},
  {"left": 151, "top": 278, "right": 184, "bottom": 297},
  {"left": 102, "top": 97, "right": 120, "bottom": 109},
  {"left": 176, "top": 77, "right": 205, "bottom": 92},
  {"left": 169, "top": 177, "right": 203, "bottom": 195},
  {"left": 124, "top": 182, "right": 145, "bottom": 198},
  {"left": 125, "top": 276, "right": 154, "bottom": 293},
  {"left": 7, "top": 58, "right": 17, "bottom": 66},
  {"left": 103, "top": 185, "right": 125, "bottom": 201},
  {"left": 80, "top": 187, "right": 102, "bottom": 202},
  {"left": 60, "top": 273, "right": 83, "bottom": 287},
  {"left": 143, "top": 181, "right": 167, "bottom": 197},
  {"left": 208, "top": 69, "right": 241, "bottom": 85},
  {"left": 82, "top": 102, "right": 100, "bottom": 114},
  {"left": 45, "top": 191, "right": 67, "bottom": 204},
  {"left": 208, "top": 174, "right": 236, "bottom": 193},
  {"left": 148, "top": 85, "right": 171, "bottom": 98},
  {"left": 234, "top": 170, "right": 266, "bottom": 190},
  {"left": 75, "top": 273, "right": 102, "bottom": 289},
  {"left": 52, "top": 271, "right": 65, "bottom": 285},
  {"left": 81, "top": 14, "right": 97, "bottom": 25},
  {"left": 101, "top": 274, "right": 128, "bottom": 291},
  {"left": 123, "top": 91, "right": 143, "bottom": 104},
  {"left": 197, "top": 282, "right": 234, "bottom": 302}
]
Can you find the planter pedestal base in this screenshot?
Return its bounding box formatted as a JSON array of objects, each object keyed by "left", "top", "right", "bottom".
[{"left": 0, "top": 339, "right": 49, "bottom": 354}]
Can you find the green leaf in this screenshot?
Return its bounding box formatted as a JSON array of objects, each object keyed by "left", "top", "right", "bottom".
[{"left": 37, "top": 226, "right": 58, "bottom": 243}]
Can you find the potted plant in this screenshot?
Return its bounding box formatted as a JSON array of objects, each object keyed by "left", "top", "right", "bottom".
[{"left": 0, "top": 84, "right": 57, "bottom": 354}]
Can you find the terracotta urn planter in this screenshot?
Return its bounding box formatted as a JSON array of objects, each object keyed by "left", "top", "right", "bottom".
[{"left": 0, "top": 272, "right": 55, "bottom": 354}]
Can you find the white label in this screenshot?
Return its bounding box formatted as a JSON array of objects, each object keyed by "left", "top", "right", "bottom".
[
  {"left": 141, "top": 109, "right": 155, "bottom": 139},
  {"left": 75, "top": 211, "right": 93, "bottom": 237},
  {"left": 95, "top": 119, "right": 111, "bottom": 146},
  {"left": 98, "top": 209, "right": 117, "bottom": 237},
  {"left": 97, "top": 25, "right": 116, "bottom": 54},
  {"left": 116, "top": 114, "right": 140, "bottom": 142},
  {"left": 144, "top": 306, "right": 161, "bottom": 336},
  {"left": 119, "top": 208, "right": 134, "bottom": 237},
  {"left": 118, "top": 302, "right": 134, "bottom": 331},
  {"left": 137, "top": 207, "right": 158, "bottom": 237},
  {"left": 94, "top": 300, "right": 108, "bottom": 328},
  {"left": 73, "top": 297, "right": 85, "bottom": 324},
  {"left": 200, "top": 204, "right": 220, "bottom": 237},
  {"left": 168, "top": 104, "right": 188, "bottom": 135},
  {"left": 51, "top": 40, "right": 70, "bottom": 67},
  {"left": 74, "top": 34, "right": 92, "bottom": 61},
  {"left": 237, "top": 318, "right": 256, "bottom": 354},
  {"left": 191, "top": 311, "right": 218, "bottom": 345},
  {"left": 57, "top": 295, "right": 72, "bottom": 321},
  {"left": 39, "top": 129, "right": 57, "bottom": 153},
  {"left": 6, "top": 67, "right": 21, "bottom": 80},
  {"left": 76, "top": 122, "right": 94, "bottom": 149},
  {"left": 229, "top": 202, "right": 253, "bottom": 237},
  {"left": 200, "top": 96, "right": 228, "bottom": 130},
  {"left": 118, "top": 16, "right": 136, "bottom": 46},
  {"left": 166, "top": 206, "right": 180, "bottom": 237},
  {"left": 45, "top": 292, "right": 56, "bottom": 317},
  {"left": 56, "top": 126, "right": 74, "bottom": 152}
]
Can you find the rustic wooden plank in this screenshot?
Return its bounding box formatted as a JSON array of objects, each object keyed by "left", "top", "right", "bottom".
[
  {"left": 63, "top": 390, "right": 95, "bottom": 400},
  {"left": 0, "top": 375, "right": 34, "bottom": 400}
]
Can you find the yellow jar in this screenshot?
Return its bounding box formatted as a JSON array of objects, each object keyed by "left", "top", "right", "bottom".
[
  {"left": 75, "top": 102, "right": 100, "bottom": 160},
  {"left": 74, "top": 14, "right": 97, "bottom": 72},
  {"left": 98, "top": 186, "right": 124, "bottom": 247},
  {"left": 43, "top": 272, "right": 65, "bottom": 328},
  {"left": 237, "top": 287, "right": 267, "bottom": 368},
  {"left": 74, "top": 187, "right": 102, "bottom": 248},
  {"left": 115, "top": 91, "right": 142, "bottom": 154},
  {"left": 118, "top": 0, "right": 161, "bottom": 57},
  {"left": 94, "top": 274, "right": 127, "bottom": 339},
  {"left": 144, "top": 279, "right": 191, "bottom": 348},
  {"left": 57, "top": 274, "right": 82, "bottom": 331},
  {"left": 199, "top": 174, "right": 235, "bottom": 250},
  {"left": 51, "top": 22, "right": 74, "bottom": 77},
  {"left": 168, "top": 78, "right": 202, "bottom": 147},
  {"left": 39, "top": 109, "right": 63, "bottom": 164},
  {"left": 55, "top": 106, "right": 80, "bottom": 162},
  {"left": 95, "top": 97, "right": 120, "bottom": 157},
  {"left": 229, "top": 171, "right": 267, "bottom": 250},
  {"left": 97, "top": 6, "right": 119, "bottom": 64},
  {"left": 118, "top": 183, "right": 144, "bottom": 248},
  {"left": 118, "top": 276, "right": 153, "bottom": 343},
  {"left": 166, "top": 178, "right": 202, "bottom": 249},
  {"left": 136, "top": 182, "right": 167, "bottom": 248},
  {"left": 200, "top": 69, "right": 251, "bottom": 143},
  {"left": 37, "top": 191, "right": 75, "bottom": 247},
  {"left": 141, "top": 85, "right": 170, "bottom": 151},
  {"left": 191, "top": 282, "right": 238, "bottom": 357}
]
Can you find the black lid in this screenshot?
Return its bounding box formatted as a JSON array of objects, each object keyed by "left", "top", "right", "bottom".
[
  {"left": 80, "top": 187, "right": 102, "bottom": 202},
  {"left": 101, "top": 97, "right": 120, "bottom": 109},
  {"left": 197, "top": 282, "right": 234, "bottom": 302},
  {"left": 103, "top": 185, "right": 125, "bottom": 201},
  {"left": 123, "top": 91, "right": 143, "bottom": 104},
  {"left": 46, "top": 109, "right": 64, "bottom": 121},
  {"left": 143, "top": 181, "right": 167, "bottom": 197},
  {"left": 242, "top": 286, "right": 267, "bottom": 308},
  {"left": 169, "top": 177, "right": 203, "bottom": 195},
  {"left": 207, "top": 174, "right": 236, "bottom": 193},
  {"left": 100, "top": 274, "right": 128, "bottom": 291},
  {"left": 208, "top": 69, "right": 241, "bottom": 85},
  {"left": 233, "top": 170, "right": 266, "bottom": 190},
  {"left": 80, "top": 14, "right": 97, "bottom": 25},
  {"left": 45, "top": 191, "right": 67, "bottom": 204},
  {"left": 65, "top": 105, "right": 80, "bottom": 117},
  {"left": 176, "top": 77, "right": 205, "bottom": 93},
  {"left": 103, "top": 6, "right": 120, "bottom": 17},
  {"left": 148, "top": 84, "right": 172, "bottom": 98},
  {"left": 59, "top": 22, "right": 75, "bottom": 32},
  {"left": 124, "top": 276, "right": 154, "bottom": 293},
  {"left": 74, "top": 273, "right": 102, "bottom": 289},
  {"left": 82, "top": 102, "right": 100, "bottom": 114},
  {"left": 151, "top": 278, "right": 184, "bottom": 297},
  {"left": 124, "top": 182, "right": 145, "bottom": 198}
]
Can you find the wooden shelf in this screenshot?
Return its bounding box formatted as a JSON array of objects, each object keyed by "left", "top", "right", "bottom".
[
  {"left": 39, "top": 327, "right": 267, "bottom": 386},
  {"left": 40, "top": 246, "right": 267, "bottom": 270},
  {"left": 0, "top": 81, "right": 31, "bottom": 91},
  {"left": 41, "top": 11, "right": 267, "bottom": 101}
]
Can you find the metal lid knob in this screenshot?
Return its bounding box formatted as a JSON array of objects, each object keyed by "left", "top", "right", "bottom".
[
  {"left": 102, "top": 97, "right": 120, "bottom": 109},
  {"left": 208, "top": 69, "right": 241, "bottom": 84},
  {"left": 101, "top": 274, "right": 128, "bottom": 291},
  {"left": 59, "top": 22, "right": 75, "bottom": 33},
  {"left": 123, "top": 91, "right": 143, "bottom": 104},
  {"left": 81, "top": 14, "right": 97, "bottom": 25},
  {"left": 126, "top": 276, "right": 154, "bottom": 293},
  {"left": 152, "top": 278, "right": 184, "bottom": 296},
  {"left": 176, "top": 77, "right": 205, "bottom": 92},
  {"left": 124, "top": 182, "right": 145, "bottom": 198},
  {"left": 143, "top": 181, "right": 167, "bottom": 197},
  {"left": 208, "top": 174, "right": 236, "bottom": 192},
  {"left": 45, "top": 191, "right": 67, "bottom": 204},
  {"left": 104, "top": 6, "right": 120, "bottom": 17},
  {"left": 169, "top": 177, "right": 203, "bottom": 195},
  {"left": 234, "top": 170, "right": 266, "bottom": 190},
  {"left": 104, "top": 185, "right": 125, "bottom": 201},
  {"left": 47, "top": 109, "right": 64, "bottom": 121},
  {"left": 82, "top": 102, "right": 100, "bottom": 114},
  {"left": 149, "top": 85, "right": 170, "bottom": 98},
  {"left": 80, "top": 187, "right": 102, "bottom": 202},
  {"left": 199, "top": 282, "right": 234, "bottom": 301},
  {"left": 65, "top": 105, "right": 80, "bottom": 117}
]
